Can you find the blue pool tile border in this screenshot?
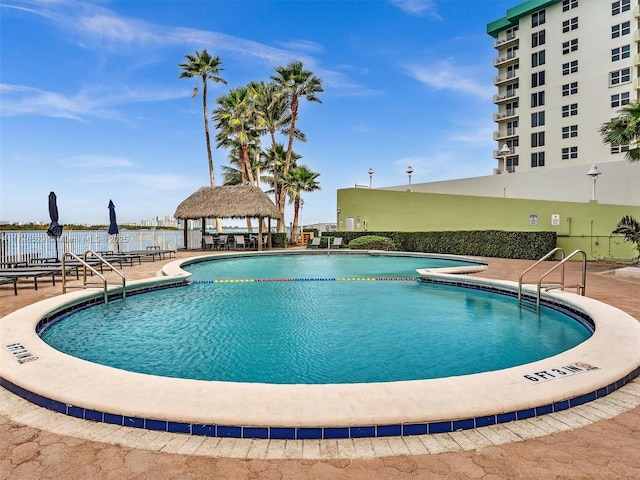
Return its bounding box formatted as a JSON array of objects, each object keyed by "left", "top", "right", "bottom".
[
  {"left": 3, "top": 365, "right": 639, "bottom": 440},
  {"left": 5, "top": 276, "right": 638, "bottom": 440}
]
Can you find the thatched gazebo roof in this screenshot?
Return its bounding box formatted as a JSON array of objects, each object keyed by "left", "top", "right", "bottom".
[{"left": 174, "top": 185, "right": 281, "bottom": 220}]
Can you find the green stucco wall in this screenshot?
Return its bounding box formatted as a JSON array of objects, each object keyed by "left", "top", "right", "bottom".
[{"left": 336, "top": 188, "right": 640, "bottom": 261}]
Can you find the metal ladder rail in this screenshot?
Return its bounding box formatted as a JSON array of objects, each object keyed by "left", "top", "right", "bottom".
[
  {"left": 84, "top": 250, "right": 126, "bottom": 300},
  {"left": 518, "top": 247, "right": 565, "bottom": 305},
  {"left": 62, "top": 252, "right": 109, "bottom": 304},
  {"left": 535, "top": 249, "right": 587, "bottom": 313}
]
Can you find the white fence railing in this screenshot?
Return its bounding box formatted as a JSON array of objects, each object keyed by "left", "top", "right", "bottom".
[{"left": 0, "top": 230, "right": 185, "bottom": 262}]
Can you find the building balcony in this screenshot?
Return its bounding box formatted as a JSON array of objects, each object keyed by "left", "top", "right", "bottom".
[
  {"left": 494, "top": 32, "right": 518, "bottom": 48},
  {"left": 634, "top": 77, "right": 640, "bottom": 89},
  {"left": 634, "top": 54, "right": 640, "bottom": 66},
  {"left": 493, "top": 128, "right": 518, "bottom": 140},
  {"left": 494, "top": 70, "right": 519, "bottom": 86},
  {"left": 494, "top": 51, "right": 519, "bottom": 67},
  {"left": 493, "top": 91, "right": 519, "bottom": 104},
  {"left": 634, "top": 30, "right": 640, "bottom": 42},
  {"left": 635, "top": 5, "right": 640, "bottom": 17},
  {"left": 493, "top": 109, "right": 518, "bottom": 121}
]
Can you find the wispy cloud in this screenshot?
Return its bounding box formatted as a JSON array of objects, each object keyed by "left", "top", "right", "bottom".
[
  {"left": 79, "top": 172, "right": 198, "bottom": 191},
  {"left": 388, "top": 0, "right": 440, "bottom": 18},
  {"left": 403, "top": 59, "right": 494, "bottom": 99},
  {"left": 62, "top": 154, "right": 136, "bottom": 168},
  {"left": 0, "top": 83, "right": 186, "bottom": 120}
]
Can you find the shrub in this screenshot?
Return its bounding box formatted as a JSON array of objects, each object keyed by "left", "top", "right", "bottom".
[{"left": 348, "top": 235, "right": 396, "bottom": 251}]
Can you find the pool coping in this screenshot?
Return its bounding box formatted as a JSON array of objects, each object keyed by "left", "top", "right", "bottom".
[{"left": 1, "top": 251, "right": 640, "bottom": 440}]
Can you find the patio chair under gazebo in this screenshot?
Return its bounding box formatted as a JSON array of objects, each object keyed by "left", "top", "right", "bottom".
[{"left": 174, "top": 185, "right": 282, "bottom": 251}]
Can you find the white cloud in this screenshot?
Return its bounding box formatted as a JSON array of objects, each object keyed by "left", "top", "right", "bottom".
[
  {"left": 62, "top": 155, "right": 136, "bottom": 168},
  {"left": 403, "top": 60, "right": 494, "bottom": 100},
  {"left": 0, "top": 83, "right": 186, "bottom": 120},
  {"left": 388, "top": 0, "right": 440, "bottom": 18}
]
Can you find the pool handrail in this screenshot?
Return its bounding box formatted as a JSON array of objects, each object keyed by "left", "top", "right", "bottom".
[
  {"left": 535, "top": 249, "right": 587, "bottom": 313},
  {"left": 518, "top": 247, "right": 565, "bottom": 305}
]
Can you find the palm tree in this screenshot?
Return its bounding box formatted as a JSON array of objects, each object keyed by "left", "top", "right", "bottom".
[
  {"left": 179, "top": 50, "right": 226, "bottom": 232},
  {"left": 613, "top": 215, "right": 640, "bottom": 264},
  {"left": 271, "top": 62, "right": 323, "bottom": 230},
  {"left": 599, "top": 102, "right": 640, "bottom": 163},
  {"left": 281, "top": 165, "right": 321, "bottom": 243},
  {"left": 213, "top": 86, "right": 266, "bottom": 187}
]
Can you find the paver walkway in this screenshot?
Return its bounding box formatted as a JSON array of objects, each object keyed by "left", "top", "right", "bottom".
[{"left": 1, "top": 251, "right": 639, "bottom": 479}]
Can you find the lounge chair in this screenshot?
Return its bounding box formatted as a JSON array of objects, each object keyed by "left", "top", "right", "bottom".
[
  {"left": 332, "top": 237, "right": 343, "bottom": 248},
  {"left": 0, "top": 276, "right": 18, "bottom": 295},
  {"left": 308, "top": 237, "right": 321, "bottom": 249}
]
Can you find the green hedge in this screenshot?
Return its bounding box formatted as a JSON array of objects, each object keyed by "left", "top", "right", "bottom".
[{"left": 321, "top": 231, "right": 556, "bottom": 260}]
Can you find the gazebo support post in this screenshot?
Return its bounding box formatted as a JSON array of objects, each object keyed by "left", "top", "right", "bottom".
[
  {"left": 258, "top": 216, "right": 263, "bottom": 252},
  {"left": 201, "top": 217, "right": 206, "bottom": 250},
  {"left": 183, "top": 219, "right": 188, "bottom": 250},
  {"left": 268, "top": 217, "right": 272, "bottom": 249}
]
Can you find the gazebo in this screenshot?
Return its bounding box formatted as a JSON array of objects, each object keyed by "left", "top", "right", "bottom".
[{"left": 174, "top": 185, "right": 282, "bottom": 251}]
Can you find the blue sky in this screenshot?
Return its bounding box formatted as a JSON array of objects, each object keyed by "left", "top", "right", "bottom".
[{"left": 1, "top": 0, "right": 515, "bottom": 226}]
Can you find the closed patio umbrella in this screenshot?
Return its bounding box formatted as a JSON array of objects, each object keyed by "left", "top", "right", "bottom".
[
  {"left": 108, "top": 200, "right": 120, "bottom": 252},
  {"left": 46, "top": 191, "right": 63, "bottom": 260}
]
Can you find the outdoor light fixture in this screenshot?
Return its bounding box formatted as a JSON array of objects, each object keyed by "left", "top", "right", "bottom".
[
  {"left": 406, "top": 166, "right": 414, "bottom": 185},
  {"left": 368, "top": 168, "right": 374, "bottom": 189},
  {"left": 586, "top": 165, "right": 602, "bottom": 201},
  {"left": 499, "top": 144, "right": 512, "bottom": 173}
]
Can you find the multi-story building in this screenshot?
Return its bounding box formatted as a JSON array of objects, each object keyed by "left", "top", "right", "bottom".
[{"left": 487, "top": 0, "right": 637, "bottom": 174}]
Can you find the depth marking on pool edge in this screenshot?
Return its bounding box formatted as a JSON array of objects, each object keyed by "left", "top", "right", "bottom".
[
  {"left": 522, "top": 362, "right": 599, "bottom": 383},
  {"left": 191, "top": 277, "right": 416, "bottom": 284},
  {"left": 4, "top": 343, "right": 38, "bottom": 364}
]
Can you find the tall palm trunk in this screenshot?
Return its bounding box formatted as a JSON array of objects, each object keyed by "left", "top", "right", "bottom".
[{"left": 278, "top": 97, "right": 299, "bottom": 232}]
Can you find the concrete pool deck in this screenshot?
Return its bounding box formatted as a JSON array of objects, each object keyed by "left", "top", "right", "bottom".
[{"left": 2, "top": 251, "right": 640, "bottom": 478}]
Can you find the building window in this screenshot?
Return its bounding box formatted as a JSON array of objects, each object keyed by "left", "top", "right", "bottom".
[
  {"left": 531, "top": 91, "right": 545, "bottom": 107},
  {"left": 532, "top": 30, "right": 546, "bottom": 47},
  {"left": 610, "top": 68, "right": 631, "bottom": 86},
  {"left": 531, "top": 71, "right": 545, "bottom": 87},
  {"left": 531, "top": 152, "right": 545, "bottom": 167},
  {"left": 612, "top": 0, "right": 630, "bottom": 15},
  {"left": 611, "top": 92, "right": 630, "bottom": 107},
  {"left": 563, "top": 0, "right": 578, "bottom": 11},
  {"left": 562, "top": 147, "right": 578, "bottom": 160},
  {"left": 531, "top": 111, "right": 545, "bottom": 127},
  {"left": 612, "top": 45, "right": 631, "bottom": 62},
  {"left": 531, "top": 132, "right": 545, "bottom": 147},
  {"left": 562, "top": 125, "right": 578, "bottom": 138},
  {"left": 611, "top": 144, "right": 630, "bottom": 154},
  {"left": 562, "top": 17, "right": 578, "bottom": 33},
  {"left": 562, "top": 39, "right": 578, "bottom": 54},
  {"left": 562, "top": 82, "right": 578, "bottom": 96},
  {"left": 531, "top": 50, "right": 546, "bottom": 67},
  {"left": 562, "top": 60, "right": 578, "bottom": 75},
  {"left": 532, "top": 10, "right": 545, "bottom": 27},
  {"left": 612, "top": 21, "right": 631, "bottom": 38},
  {"left": 562, "top": 103, "right": 578, "bottom": 117}
]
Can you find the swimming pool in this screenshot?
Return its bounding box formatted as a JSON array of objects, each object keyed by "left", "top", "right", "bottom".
[
  {"left": 39, "top": 254, "right": 591, "bottom": 384},
  {"left": 2, "top": 251, "right": 640, "bottom": 440}
]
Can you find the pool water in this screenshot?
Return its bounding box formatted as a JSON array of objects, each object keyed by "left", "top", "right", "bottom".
[
  {"left": 40, "top": 255, "right": 591, "bottom": 384},
  {"left": 183, "top": 254, "right": 475, "bottom": 281}
]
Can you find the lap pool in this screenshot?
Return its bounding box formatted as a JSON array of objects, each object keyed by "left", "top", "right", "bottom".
[{"left": 1, "top": 251, "right": 639, "bottom": 440}]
